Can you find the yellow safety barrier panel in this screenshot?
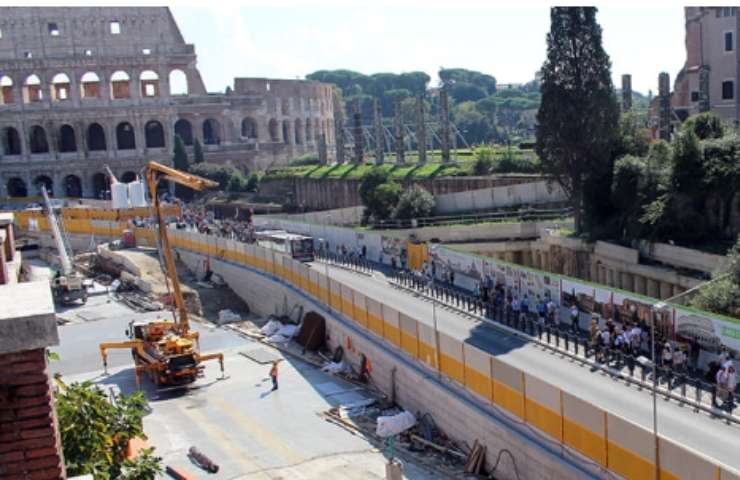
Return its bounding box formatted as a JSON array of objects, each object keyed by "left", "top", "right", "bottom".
[
  {"left": 329, "top": 279, "right": 343, "bottom": 311},
  {"left": 399, "top": 314, "right": 419, "bottom": 358},
  {"left": 316, "top": 272, "right": 330, "bottom": 305},
  {"left": 463, "top": 344, "right": 493, "bottom": 402},
  {"left": 438, "top": 333, "right": 465, "bottom": 384},
  {"left": 607, "top": 413, "right": 656, "bottom": 480},
  {"left": 380, "top": 304, "right": 401, "bottom": 348},
  {"left": 352, "top": 290, "right": 369, "bottom": 328},
  {"left": 365, "top": 297, "right": 384, "bottom": 337},
  {"left": 562, "top": 393, "right": 607, "bottom": 466},
  {"left": 658, "top": 437, "right": 718, "bottom": 480},
  {"left": 491, "top": 358, "right": 525, "bottom": 419},
  {"left": 340, "top": 284, "right": 354, "bottom": 318},
  {"left": 416, "top": 322, "right": 438, "bottom": 370},
  {"left": 523, "top": 374, "right": 562, "bottom": 442}
]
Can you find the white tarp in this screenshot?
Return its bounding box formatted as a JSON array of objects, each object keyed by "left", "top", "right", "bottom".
[{"left": 376, "top": 411, "right": 417, "bottom": 438}]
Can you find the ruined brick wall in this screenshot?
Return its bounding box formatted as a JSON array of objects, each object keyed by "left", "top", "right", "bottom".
[
  {"left": 0, "top": 349, "right": 65, "bottom": 480},
  {"left": 259, "top": 175, "right": 544, "bottom": 210}
]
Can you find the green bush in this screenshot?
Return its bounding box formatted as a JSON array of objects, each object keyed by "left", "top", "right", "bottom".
[
  {"left": 393, "top": 184, "right": 435, "bottom": 219},
  {"left": 372, "top": 181, "right": 403, "bottom": 220},
  {"left": 246, "top": 173, "right": 260, "bottom": 192},
  {"left": 227, "top": 173, "right": 247, "bottom": 192},
  {"left": 57, "top": 381, "right": 162, "bottom": 479},
  {"left": 290, "top": 153, "right": 320, "bottom": 166},
  {"left": 494, "top": 150, "right": 540, "bottom": 173},
  {"left": 473, "top": 145, "right": 495, "bottom": 175},
  {"left": 190, "top": 163, "right": 239, "bottom": 190}
]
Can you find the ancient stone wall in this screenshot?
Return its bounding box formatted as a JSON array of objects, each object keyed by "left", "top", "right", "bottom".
[
  {"left": 0, "top": 7, "right": 334, "bottom": 199},
  {"left": 260, "top": 175, "right": 544, "bottom": 210}
]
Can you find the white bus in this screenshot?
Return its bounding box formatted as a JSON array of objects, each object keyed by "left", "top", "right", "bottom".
[{"left": 256, "top": 230, "right": 315, "bottom": 262}]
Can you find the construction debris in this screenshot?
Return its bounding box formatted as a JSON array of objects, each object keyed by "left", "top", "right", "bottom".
[
  {"left": 216, "top": 309, "right": 241, "bottom": 324},
  {"left": 165, "top": 465, "right": 194, "bottom": 480},
  {"left": 377, "top": 410, "right": 417, "bottom": 438},
  {"left": 187, "top": 446, "right": 219, "bottom": 473},
  {"left": 464, "top": 441, "right": 487, "bottom": 475}
]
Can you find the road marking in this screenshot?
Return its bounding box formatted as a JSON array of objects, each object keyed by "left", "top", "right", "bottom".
[
  {"left": 214, "top": 397, "right": 305, "bottom": 465},
  {"left": 176, "top": 402, "right": 260, "bottom": 473}
]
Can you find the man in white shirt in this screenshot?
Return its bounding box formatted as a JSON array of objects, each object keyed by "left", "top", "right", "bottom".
[
  {"left": 570, "top": 304, "right": 580, "bottom": 333},
  {"left": 547, "top": 299, "right": 557, "bottom": 326},
  {"left": 511, "top": 296, "right": 521, "bottom": 324}
]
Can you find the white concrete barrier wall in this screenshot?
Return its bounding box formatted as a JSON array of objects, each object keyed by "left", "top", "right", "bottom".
[{"left": 434, "top": 180, "right": 566, "bottom": 215}]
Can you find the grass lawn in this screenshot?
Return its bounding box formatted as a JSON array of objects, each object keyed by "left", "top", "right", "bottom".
[{"left": 262, "top": 146, "right": 539, "bottom": 181}]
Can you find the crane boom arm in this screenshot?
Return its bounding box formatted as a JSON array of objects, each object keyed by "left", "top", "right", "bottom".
[
  {"left": 145, "top": 161, "right": 217, "bottom": 334},
  {"left": 41, "top": 186, "right": 74, "bottom": 276}
]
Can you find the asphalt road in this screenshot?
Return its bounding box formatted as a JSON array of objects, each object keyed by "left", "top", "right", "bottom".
[
  {"left": 53, "top": 299, "right": 448, "bottom": 479},
  {"left": 317, "top": 263, "right": 740, "bottom": 471}
]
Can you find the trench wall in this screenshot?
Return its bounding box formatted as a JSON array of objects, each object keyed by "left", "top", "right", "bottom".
[{"left": 167, "top": 229, "right": 737, "bottom": 480}]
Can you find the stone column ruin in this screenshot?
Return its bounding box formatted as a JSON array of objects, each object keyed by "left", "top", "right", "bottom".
[
  {"left": 621, "top": 74, "right": 632, "bottom": 111},
  {"left": 333, "top": 91, "right": 345, "bottom": 164},
  {"left": 352, "top": 99, "right": 363, "bottom": 164},
  {"left": 658, "top": 72, "right": 671, "bottom": 141},
  {"left": 373, "top": 98, "right": 384, "bottom": 165},
  {"left": 416, "top": 94, "right": 427, "bottom": 163},
  {"left": 698, "top": 66, "right": 710, "bottom": 113},
  {"left": 318, "top": 133, "right": 328, "bottom": 165},
  {"left": 440, "top": 89, "right": 451, "bottom": 163},
  {"left": 394, "top": 98, "right": 405, "bottom": 165}
]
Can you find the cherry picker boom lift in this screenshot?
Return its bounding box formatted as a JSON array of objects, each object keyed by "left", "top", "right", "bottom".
[{"left": 99, "top": 161, "right": 225, "bottom": 388}]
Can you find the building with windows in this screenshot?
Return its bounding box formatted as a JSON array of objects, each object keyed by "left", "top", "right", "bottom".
[
  {"left": 0, "top": 7, "right": 335, "bottom": 199},
  {"left": 672, "top": 6, "right": 740, "bottom": 123}
]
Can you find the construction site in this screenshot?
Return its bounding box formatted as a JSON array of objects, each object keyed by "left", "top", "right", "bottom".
[
  {"left": 0, "top": 154, "right": 738, "bottom": 480},
  {"left": 2, "top": 163, "right": 504, "bottom": 480}
]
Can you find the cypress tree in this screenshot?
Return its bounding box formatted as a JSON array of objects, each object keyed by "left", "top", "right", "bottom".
[
  {"left": 193, "top": 138, "right": 204, "bottom": 164},
  {"left": 172, "top": 135, "right": 191, "bottom": 199},
  {"left": 535, "top": 7, "right": 620, "bottom": 235}
]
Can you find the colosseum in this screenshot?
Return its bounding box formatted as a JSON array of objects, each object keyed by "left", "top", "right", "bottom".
[{"left": 0, "top": 7, "right": 335, "bottom": 199}]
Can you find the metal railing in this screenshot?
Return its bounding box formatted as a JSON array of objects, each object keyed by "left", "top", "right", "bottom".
[
  {"left": 315, "top": 255, "right": 740, "bottom": 423},
  {"left": 364, "top": 206, "right": 572, "bottom": 230},
  {"left": 389, "top": 270, "right": 738, "bottom": 423}
]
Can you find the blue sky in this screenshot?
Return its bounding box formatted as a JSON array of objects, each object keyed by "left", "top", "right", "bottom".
[{"left": 170, "top": 4, "right": 686, "bottom": 96}]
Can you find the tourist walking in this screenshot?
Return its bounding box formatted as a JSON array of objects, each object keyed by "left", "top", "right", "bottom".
[
  {"left": 570, "top": 303, "right": 580, "bottom": 333},
  {"left": 270, "top": 360, "right": 280, "bottom": 391}
]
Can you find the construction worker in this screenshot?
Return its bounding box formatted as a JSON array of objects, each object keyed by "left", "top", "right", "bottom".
[{"left": 270, "top": 361, "right": 279, "bottom": 391}]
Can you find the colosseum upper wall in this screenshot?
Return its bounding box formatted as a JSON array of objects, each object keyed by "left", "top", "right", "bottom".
[{"left": 0, "top": 7, "right": 335, "bottom": 199}]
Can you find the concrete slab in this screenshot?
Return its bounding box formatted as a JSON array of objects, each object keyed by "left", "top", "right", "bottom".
[{"left": 0, "top": 280, "right": 58, "bottom": 353}]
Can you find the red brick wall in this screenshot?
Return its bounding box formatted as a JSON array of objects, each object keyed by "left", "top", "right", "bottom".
[{"left": 0, "top": 349, "right": 65, "bottom": 480}]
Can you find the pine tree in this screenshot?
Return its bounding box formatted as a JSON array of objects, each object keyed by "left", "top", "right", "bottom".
[
  {"left": 193, "top": 138, "right": 204, "bottom": 164},
  {"left": 172, "top": 135, "right": 191, "bottom": 199},
  {"left": 535, "top": 7, "right": 620, "bottom": 235}
]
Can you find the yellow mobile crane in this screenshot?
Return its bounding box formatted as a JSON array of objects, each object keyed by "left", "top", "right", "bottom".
[{"left": 100, "top": 161, "right": 224, "bottom": 388}]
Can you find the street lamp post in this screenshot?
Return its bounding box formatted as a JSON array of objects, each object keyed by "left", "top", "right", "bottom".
[
  {"left": 429, "top": 277, "right": 441, "bottom": 379},
  {"left": 324, "top": 214, "right": 331, "bottom": 305},
  {"left": 651, "top": 301, "right": 665, "bottom": 480}
]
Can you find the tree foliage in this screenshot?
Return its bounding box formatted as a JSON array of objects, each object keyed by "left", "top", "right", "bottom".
[
  {"left": 616, "top": 111, "right": 650, "bottom": 158},
  {"left": 193, "top": 138, "right": 204, "bottom": 164},
  {"left": 308, "top": 67, "right": 538, "bottom": 145},
  {"left": 473, "top": 145, "right": 495, "bottom": 175},
  {"left": 683, "top": 112, "right": 724, "bottom": 140},
  {"left": 227, "top": 172, "right": 247, "bottom": 193},
  {"left": 189, "top": 163, "right": 238, "bottom": 190},
  {"left": 306, "top": 70, "right": 430, "bottom": 118},
  {"left": 393, "top": 185, "right": 435, "bottom": 220},
  {"left": 172, "top": 135, "right": 191, "bottom": 200},
  {"left": 371, "top": 182, "right": 403, "bottom": 221},
  {"left": 535, "top": 7, "right": 620, "bottom": 235},
  {"left": 56, "top": 381, "right": 162, "bottom": 479},
  {"left": 359, "top": 168, "right": 397, "bottom": 222},
  {"left": 691, "top": 238, "right": 740, "bottom": 318}
]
